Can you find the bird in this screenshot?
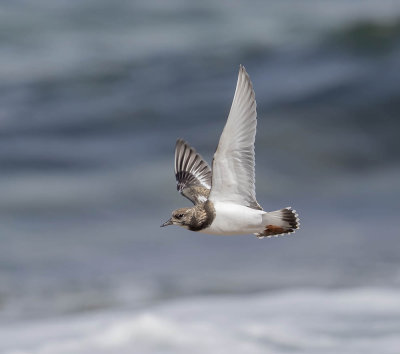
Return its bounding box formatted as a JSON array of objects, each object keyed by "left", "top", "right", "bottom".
[{"left": 161, "top": 65, "right": 299, "bottom": 239}]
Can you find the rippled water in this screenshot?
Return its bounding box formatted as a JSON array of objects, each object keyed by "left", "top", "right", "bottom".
[{"left": 1, "top": 0, "right": 400, "bottom": 352}]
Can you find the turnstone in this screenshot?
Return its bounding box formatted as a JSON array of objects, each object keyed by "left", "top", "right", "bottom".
[{"left": 161, "top": 65, "right": 299, "bottom": 238}]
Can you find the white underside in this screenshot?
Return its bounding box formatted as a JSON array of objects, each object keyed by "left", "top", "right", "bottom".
[{"left": 199, "top": 202, "right": 265, "bottom": 235}]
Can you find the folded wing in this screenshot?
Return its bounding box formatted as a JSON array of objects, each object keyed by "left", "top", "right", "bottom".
[
  {"left": 175, "top": 139, "right": 212, "bottom": 205},
  {"left": 208, "top": 65, "right": 262, "bottom": 210}
]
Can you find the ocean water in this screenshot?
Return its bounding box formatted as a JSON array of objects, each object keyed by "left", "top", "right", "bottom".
[
  {"left": 1, "top": 0, "right": 400, "bottom": 352},
  {"left": 2, "top": 288, "right": 400, "bottom": 354}
]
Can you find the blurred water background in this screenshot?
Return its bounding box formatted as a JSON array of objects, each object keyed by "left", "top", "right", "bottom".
[{"left": 1, "top": 0, "right": 400, "bottom": 353}]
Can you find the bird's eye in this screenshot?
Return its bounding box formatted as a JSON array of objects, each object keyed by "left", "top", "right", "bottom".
[{"left": 176, "top": 213, "right": 184, "bottom": 219}]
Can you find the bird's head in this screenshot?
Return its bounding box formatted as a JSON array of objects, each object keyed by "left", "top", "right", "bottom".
[{"left": 161, "top": 207, "right": 193, "bottom": 229}]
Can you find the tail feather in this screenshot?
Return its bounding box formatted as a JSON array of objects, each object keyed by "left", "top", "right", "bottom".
[{"left": 255, "top": 207, "right": 300, "bottom": 239}]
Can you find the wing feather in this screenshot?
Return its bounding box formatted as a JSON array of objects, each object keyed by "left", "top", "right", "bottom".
[
  {"left": 208, "top": 65, "right": 262, "bottom": 210},
  {"left": 174, "top": 139, "right": 212, "bottom": 205}
]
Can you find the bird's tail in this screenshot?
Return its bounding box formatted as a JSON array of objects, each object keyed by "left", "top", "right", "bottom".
[{"left": 255, "top": 207, "right": 300, "bottom": 239}]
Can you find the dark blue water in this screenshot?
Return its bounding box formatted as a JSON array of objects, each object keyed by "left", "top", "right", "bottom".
[{"left": 0, "top": 2, "right": 400, "bottom": 348}]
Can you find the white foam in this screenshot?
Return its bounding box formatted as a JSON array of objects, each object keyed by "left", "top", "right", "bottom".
[{"left": 1, "top": 287, "right": 400, "bottom": 354}]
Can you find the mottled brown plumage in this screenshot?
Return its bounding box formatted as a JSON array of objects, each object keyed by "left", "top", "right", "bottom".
[{"left": 161, "top": 200, "right": 215, "bottom": 231}]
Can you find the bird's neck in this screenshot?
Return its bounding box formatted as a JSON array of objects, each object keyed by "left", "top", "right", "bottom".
[{"left": 188, "top": 200, "right": 215, "bottom": 231}]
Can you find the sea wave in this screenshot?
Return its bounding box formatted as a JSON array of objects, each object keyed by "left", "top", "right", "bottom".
[{"left": 1, "top": 288, "right": 400, "bottom": 354}]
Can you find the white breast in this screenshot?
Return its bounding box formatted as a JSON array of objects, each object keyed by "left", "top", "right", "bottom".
[{"left": 200, "top": 202, "right": 264, "bottom": 235}]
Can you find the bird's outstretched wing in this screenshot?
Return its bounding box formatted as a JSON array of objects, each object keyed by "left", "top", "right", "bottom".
[
  {"left": 175, "top": 139, "right": 212, "bottom": 205},
  {"left": 208, "top": 65, "right": 262, "bottom": 210}
]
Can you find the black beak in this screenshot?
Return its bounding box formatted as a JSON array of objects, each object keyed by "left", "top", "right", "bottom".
[{"left": 160, "top": 218, "right": 173, "bottom": 227}]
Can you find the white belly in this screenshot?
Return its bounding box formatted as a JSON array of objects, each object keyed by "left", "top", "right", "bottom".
[{"left": 200, "top": 202, "right": 265, "bottom": 235}]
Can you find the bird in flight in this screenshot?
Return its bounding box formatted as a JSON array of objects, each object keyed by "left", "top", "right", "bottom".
[{"left": 161, "top": 65, "right": 299, "bottom": 238}]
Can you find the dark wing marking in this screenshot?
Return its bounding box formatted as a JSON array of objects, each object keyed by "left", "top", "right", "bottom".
[{"left": 175, "top": 139, "right": 212, "bottom": 205}]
